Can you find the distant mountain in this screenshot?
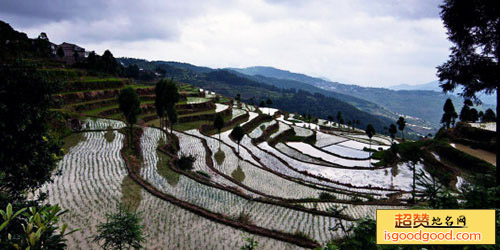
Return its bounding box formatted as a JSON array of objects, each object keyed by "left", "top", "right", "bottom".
[
  {"left": 390, "top": 80, "right": 497, "bottom": 106},
  {"left": 227, "top": 70, "right": 395, "bottom": 119},
  {"left": 118, "top": 58, "right": 395, "bottom": 133},
  {"left": 391, "top": 81, "right": 442, "bottom": 92},
  {"left": 230, "top": 66, "right": 496, "bottom": 134}
]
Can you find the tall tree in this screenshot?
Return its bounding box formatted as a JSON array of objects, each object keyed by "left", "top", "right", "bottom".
[
  {"left": 365, "top": 124, "right": 375, "bottom": 150},
  {"left": 396, "top": 116, "right": 406, "bottom": 141},
  {"left": 101, "top": 49, "right": 119, "bottom": 75},
  {"left": 399, "top": 143, "right": 422, "bottom": 204},
  {"left": 0, "top": 63, "right": 63, "bottom": 198},
  {"left": 230, "top": 126, "right": 245, "bottom": 154},
  {"left": 214, "top": 115, "right": 224, "bottom": 149},
  {"left": 437, "top": 0, "right": 499, "bottom": 185},
  {"left": 441, "top": 98, "right": 458, "bottom": 129},
  {"left": 459, "top": 99, "right": 473, "bottom": 122},
  {"left": 388, "top": 124, "right": 397, "bottom": 144},
  {"left": 336, "top": 111, "right": 343, "bottom": 128},
  {"left": 118, "top": 87, "right": 141, "bottom": 148},
  {"left": 93, "top": 204, "right": 145, "bottom": 250},
  {"left": 162, "top": 79, "right": 180, "bottom": 131},
  {"left": 167, "top": 106, "right": 178, "bottom": 134},
  {"left": 154, "top": 80, "right": 167, "bottom": 129}
]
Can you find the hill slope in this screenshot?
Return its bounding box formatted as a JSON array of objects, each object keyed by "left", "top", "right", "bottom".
[
  {"left": 230, "top": 66, "right": 491, "bottom": 133},
  {"left": 119, "top": 59, "right": 395, "bottom": 133}
]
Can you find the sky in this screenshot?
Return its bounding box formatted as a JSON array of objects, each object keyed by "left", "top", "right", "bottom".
[{"left": 0, "top": 0, "right": 451, "bottom": 87}]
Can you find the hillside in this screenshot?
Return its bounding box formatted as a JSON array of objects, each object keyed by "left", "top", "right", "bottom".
[
  {"left": 119, "top": 59, "right": 399, "bottom": 134},
  {"left": 230, "top": 66, "right": 496, "bottom": 134},
  {"left": 390, "top": 80, "right": 497, "bottom": 106},
  {"left": 2, "top": 20, "right": 497, "bottom": 250}
]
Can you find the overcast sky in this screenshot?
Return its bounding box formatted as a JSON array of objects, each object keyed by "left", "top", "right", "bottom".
[{"left": 0, "top": 0, "right": 450, "bottom": 87}]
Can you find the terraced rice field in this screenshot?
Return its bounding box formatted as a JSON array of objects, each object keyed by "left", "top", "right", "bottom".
[
  {"left": 40, "top": 89, "right": 452, "bottom": 249},
  {"left": 39, "top": 129, "right": 301, "bottom": 249},
  {"left": 186, "top": 97, "right": 210, "bottom": 104},
  {"left": 232, "top": 108, "right": 247, "bottom": 119},
  {"left": 286, "top": 142, "right": 376, "bottom": 168}
]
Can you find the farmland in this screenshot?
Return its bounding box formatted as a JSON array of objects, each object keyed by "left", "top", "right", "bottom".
[{"left": 38, "top": 76, "right": 471, "bottom": 249}]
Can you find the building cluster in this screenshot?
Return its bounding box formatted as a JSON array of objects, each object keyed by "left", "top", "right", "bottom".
[{"left": 50, "top": 42, "right": 90, "bottom": 65}]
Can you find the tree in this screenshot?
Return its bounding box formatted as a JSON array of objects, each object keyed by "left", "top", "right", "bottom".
[
  {"left": 214, "top": 115, "right": 224, "bottom": 149},
  {"left": 156, "top": 79, "right": 180, "bottom": 131},
  {"left": 396, "top": 116, "right": 406, "bottom": 141},
  {"left": 388, "top": 124, "right": 397, "bottom": 144},
  {"left": 441, "top": 98, "right": 458, "bottom": 129},
  {"left": 259, "top": 100, "right": 265, "bottom": 109},
  {"left": 249, "top": 97, "right": 255, "bottom": 106},
  {"left": 93, "top": 204, "right": 145, "bottom": 250},
  {"left": 230, "top": 126, "right": 245, "bottom": 154},
  {"left": 437, "top": 0, "right": 499, "bottom": 186},
  {"left": 482, "top": 108, "right": 496, "bottom": 122},
  {"left": 56, "top": 47, "right": 64, "bottom": 58},
  {"left": 0, "top": 203, "right": 76, "bottom": 250},
  {"left": 0, "top": 63, "right": 63, "bottom": 198},
  {"left": 336, "top": 111, "right": 343, "bottom": 128},
  {"left": 469, "top": 108, "right": 479, "bottom": 122},
  {"left": 167, "top": 106, "right": 178, "bottom": 134},
  {"left": 37, "top": 32, "right": 48, "bottom": 41},
  {"left": 399, "top": 143, "right": 422, "bottom": 204},
  {"left": 236, "top": 93, "right": 241, "bottom": 103},
  {"left": 266, "top": 98, "right": 273, "bottom": 115},
  {"left": 459, "top": 99, "right": 474, "bottom": 122},
  {"left": 101, "top": 49, "right": 119, "bottom": 75},
  {"left": 478, "top": 110, "right": 485, "bottom": 122},
  {"left": 347, "top": 120, "right": 352, "bottom": 130},
  {"left": 365, "top": 124, "right": 375, "bottom": 150},
  {"left": 327, "top": 115, "right": 334, "bottom": 127},
  {"left": 155, "top": 80, "right": 167, "bottom": 129},
  {"left": 118, "top": 87, "right": 141, "bottom": 148}
]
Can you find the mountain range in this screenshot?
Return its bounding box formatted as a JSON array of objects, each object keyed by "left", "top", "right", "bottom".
[
  {"left": 119, "top": 60, "right": 495, "bottom": 137},
  {"left": 390, "top": 80, "right": 497, "bottom": 106}
]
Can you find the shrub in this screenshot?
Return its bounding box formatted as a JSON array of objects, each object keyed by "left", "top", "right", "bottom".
[
  {"left": 214, "top": 150, "right": 225, "bottom": 165},
  {"left": 319, "top": 192, "right": 336, "bottom": 200},
  {"left": 234, "top": 211, "right": 253, "bottom": 224},
  {"left": 293, "top": 230, "right": 313, "bottom": 241},
  {"left": 175, "top": 154, "right": 196, "bottom": 171}
]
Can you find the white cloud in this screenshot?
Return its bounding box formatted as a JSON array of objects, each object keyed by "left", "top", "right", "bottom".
[{"left": 0, "top": 0, "right": 451, "bottom": 87}]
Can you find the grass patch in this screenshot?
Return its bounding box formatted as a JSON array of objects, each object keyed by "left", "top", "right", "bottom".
[
  {"left": 231, "top": 166, "right": 246, "bottom": 183},
  {"left": 156, "top": 152, "right": 179, "bottom": 187},
  {"left": 121, "top": 175, "right": 142, "bottom": 212},
  {"left": 104, "top": 126, "right": 115, "bottom": 142},
  {"left": 62, "top": 133, "right": 86, "bottom": 153},
  {"left": 214, "top": 149, "right": 225, "bottom": 165},
  {"left": 174, "top": 120, "right": 212, "bottom": 131}
]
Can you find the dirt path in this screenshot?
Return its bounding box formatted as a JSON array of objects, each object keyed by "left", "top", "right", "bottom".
[{"left": 451, "top": 143, "right": 496, "bottom": 166}]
